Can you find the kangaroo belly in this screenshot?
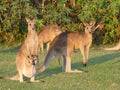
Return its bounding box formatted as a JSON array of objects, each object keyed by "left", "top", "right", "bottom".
[{"left": 23, "top": 66, "right": 36, "bottom": 78}]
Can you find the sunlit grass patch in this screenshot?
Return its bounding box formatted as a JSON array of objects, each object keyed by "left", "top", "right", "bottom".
[{"left": 0, "top": 48, "right": 120, "bottom": 90}]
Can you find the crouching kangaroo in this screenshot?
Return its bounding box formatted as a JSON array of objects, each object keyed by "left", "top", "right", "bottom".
[
  {"left": 38, "top": 24, "right": 62, "bottom": 53},
  {"left": 0, "top": 18, "right": 39, "bottom": 83},
  {"left": 37, "top": 21, "right": 100, "bottom": 73}
]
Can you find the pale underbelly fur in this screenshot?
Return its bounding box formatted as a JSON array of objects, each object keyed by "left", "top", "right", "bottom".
[{"left": 23, "top": 66, "right": 36, "bottom": 78}]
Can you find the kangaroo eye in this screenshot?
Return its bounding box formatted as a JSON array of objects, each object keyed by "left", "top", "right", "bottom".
[
  {"left": 31, "top": 55, "right": 34, "bottom": 57},
  {"left": 27, "top": 56, "right": 30, "bottom": 58},
  {"left": 29, "top": 24, "right": 31, "bottom": 26}
]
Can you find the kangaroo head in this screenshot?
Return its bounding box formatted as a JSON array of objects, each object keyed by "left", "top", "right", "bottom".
[
  {"left": 26, "top": 55, "right": 38, "bottom": 66},
  {"left": 26, "top": 17, "right": 37, "bottom": 31},
  {"left": 83, "top": 21, "right": 100, "bottom": 33}
]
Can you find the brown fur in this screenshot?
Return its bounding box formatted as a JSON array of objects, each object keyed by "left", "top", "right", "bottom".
[
  {"left": 0, "top": 18, "right": 39, "bottom": 83},
  {"left": 38, "top": 24, "right": 62, "bottom": 53},
  {"left": 37, "top": 21, "right": 100, "bottom": 73}
]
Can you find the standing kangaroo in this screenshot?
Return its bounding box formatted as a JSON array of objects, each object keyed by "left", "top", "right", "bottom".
[
  {"left": 0, "top": 18, "right": 39, "bottom": 83},
  {"left": 37, "top": 21, "right": 100, "bottom": 73},
  {"left": 38, "top": 24, "right": 62, "bottom": 53}
]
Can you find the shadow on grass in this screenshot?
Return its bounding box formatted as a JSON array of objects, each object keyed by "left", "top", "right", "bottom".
[
  {"left": 37, "top": 66, "right": 62, "bottom": 79},
  {"left": 88, "top": 52, "right": 120, "bottom": 66},
  {"left": 1, "top": 47, "right": 119, "bottom": 79},
  {"left": 72, "top": 51, "right": 120, "bottom": 69},
  {"left": 37, "top": 51, "right": 120, "bottom": 79}
]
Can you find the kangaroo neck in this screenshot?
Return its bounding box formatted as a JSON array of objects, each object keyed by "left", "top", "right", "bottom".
[
  {"left": 84, "top": 30, "right": 92, "bottom": 38},
  {"left": 27, "top": 29, "right": 36, "bottom": 36}
]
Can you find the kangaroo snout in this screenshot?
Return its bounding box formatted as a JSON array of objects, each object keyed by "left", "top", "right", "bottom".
[{"left": 32, "top": 27, "right": 36, "bottom": 31}]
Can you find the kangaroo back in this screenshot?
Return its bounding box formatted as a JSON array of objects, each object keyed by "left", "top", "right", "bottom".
[
  {"left": 37, "top": 21, "right": 100, "bottom": 73},
  {"left": 38, "top": 24, "right": 62, "bottom": 53}
]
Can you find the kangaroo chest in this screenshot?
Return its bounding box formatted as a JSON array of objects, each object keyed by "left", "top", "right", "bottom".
[{"left": 23, "top": 65, "right": 36, "bottom": 78}]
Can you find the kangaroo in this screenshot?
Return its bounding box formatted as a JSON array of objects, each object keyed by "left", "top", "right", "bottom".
[
  {"left": 103, "top": 41, "right": 120, "bottom": 51},
  {"left": 37, "top": 21, "right": 100, "bottom": 73},
  {"left": 38, "top": 24, "right": 62, "bottom": 53},
  {"left": 0, "top": 18, "right": 39, "bottom": 83}
]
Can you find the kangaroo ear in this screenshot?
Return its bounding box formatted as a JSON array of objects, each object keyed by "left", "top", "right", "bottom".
[
  {"left": 95, "top": 24, "right": 100, "bottom": 30},
  {"left": 25, "top": 17, "right": 30, "bottom": 22},
  {"left": 27, "top": 56, "right": 30, "bottom": 59},
  {"left": 90, "top": 21, "right": 96, "bottom": 26},
  {"left": 32, "top": 17, "right": 37, "bottom": 22},
  {"left": 82, "top": 21, "right": 89, "bottom": 26}
]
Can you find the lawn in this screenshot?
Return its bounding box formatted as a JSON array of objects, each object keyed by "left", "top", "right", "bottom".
[{"left": 0, "top": 46, "right": 120, "bottom": 90}]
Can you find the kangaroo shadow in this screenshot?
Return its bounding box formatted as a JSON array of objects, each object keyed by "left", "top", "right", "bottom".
[
  {"left": 88, "top": 51, "right": 120, "bottom": 66},
  {"left": 36, "top": 66, "right": 62, "bottom": 79},
  {"left": 72, "top": 51, "right": 120, "bottom": 70},
  {"left": 37, "top": 51, "right": 120, "bottom": 79}
]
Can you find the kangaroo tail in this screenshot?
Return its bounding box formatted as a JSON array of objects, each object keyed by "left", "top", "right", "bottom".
[
  {"left": 104, "top": 44, "right": 120, "bottom": 51},
  {"left": 0, "top": 73, "right": 19, "bottom": 81},
  {"left": 37, "top": 50, "right": 54, "bottom": 74},
  {"left": 104, "top": 47, "right": 120, "bottom": 51},
  {"left": 36, "top": 65, "right": 46, "bottom": 73},
  {"left": 103, "top": 41, "right": 120, "bottom": 51}
]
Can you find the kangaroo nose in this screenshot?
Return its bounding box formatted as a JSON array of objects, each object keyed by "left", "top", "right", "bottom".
[
  {"left": 32, "top": 25, "right": 36, "bottom": 30},
  {"left": 32, "top": 27, "right": 36, "bottom": 30}
]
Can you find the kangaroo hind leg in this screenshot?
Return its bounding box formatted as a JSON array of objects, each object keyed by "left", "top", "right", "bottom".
[{"left": 62, "top": 55, "right": 83, "bottom": 73}]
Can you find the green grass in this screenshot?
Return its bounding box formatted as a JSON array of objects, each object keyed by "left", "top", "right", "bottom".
[{"left": 0, "top": 47, "right": 120, "bottom": 90}]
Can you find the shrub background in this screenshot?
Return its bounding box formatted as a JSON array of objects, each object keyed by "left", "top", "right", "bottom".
[{"left": 0, "top": 0, "right": 120, "bottom": 45}]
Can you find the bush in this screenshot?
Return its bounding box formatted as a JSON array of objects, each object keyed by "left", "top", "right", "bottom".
[{"left": 0, "top": 0, "right": 120, "bottom": 45}]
